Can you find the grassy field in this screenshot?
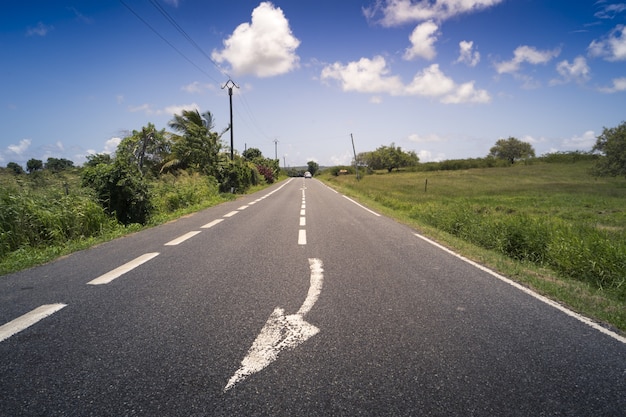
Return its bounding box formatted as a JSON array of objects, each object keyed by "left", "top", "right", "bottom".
[{"left": 321, "top": 161, "right": 626, "bottom": 333}]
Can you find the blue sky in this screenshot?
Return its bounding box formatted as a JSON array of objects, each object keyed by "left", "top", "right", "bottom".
[{"left": 1, "top": 0, "right": 625, "bottom": 168}]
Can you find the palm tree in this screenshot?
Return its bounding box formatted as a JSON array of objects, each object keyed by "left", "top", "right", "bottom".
[{"left": 163, "top": 109, "right": 227, "bottom": 175}]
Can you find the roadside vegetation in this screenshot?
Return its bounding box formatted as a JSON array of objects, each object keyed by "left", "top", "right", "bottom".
[
  {"left": 0, "top": 109, "right": 279, "bottom": 275},
  {"left": 322, "top": 150, "right": 626, "bottom": 332}
]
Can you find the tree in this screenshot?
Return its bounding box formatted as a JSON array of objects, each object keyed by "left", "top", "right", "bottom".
[
  {"left": 164, "top": 109, "right": 227, "bottom": 176},
  {"left": 6, "top": 162, "right": 24, "bottom": 175},
  {"left": 307, "top": 160, "right": 319, "bottom": 176},
  {"left": 45, "top": 157, "right": 74, "bottom": 172},
  {"left": 363, "top": 143, "right": 419, "bottom": 172},
  {"left": 489, "top": 137, "right": 535, "bottom": 164},
  {"left": 26, "top": 158, "right": 43, "bottom": 173},
  {"left": 116, "top": 124, "right": 171, "bottom": 176},
  {"left": 592, "top": 121, "right": 626, "bottom": 178},
  {"left": 242, "top": 147, "right": 263, "bottom": 161}
]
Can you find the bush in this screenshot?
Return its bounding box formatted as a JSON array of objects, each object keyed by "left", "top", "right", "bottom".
[{"left": 151, "top": 172, "right": 220, "bottom": 214}]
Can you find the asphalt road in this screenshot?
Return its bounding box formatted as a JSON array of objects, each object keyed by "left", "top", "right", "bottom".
[{"left": 1, "top": 178, "right": 624, "bottom": 416}]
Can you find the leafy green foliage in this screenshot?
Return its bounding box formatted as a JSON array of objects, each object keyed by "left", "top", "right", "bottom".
[
  {"left": 6, "top": 162, "right": 24, "bottom": 175},
  {"left": 307, "top": 160, "right": 319, "bottom": 176},
  {"left": 45, "top": 157, "right": 74, "bottom": 172},
  {"left": 359, "top": 143, "right": 419, "bottom": 172},
  {"left": 489, "top": 137, "right": 535, "bottom": 164},
  {"left": 81, "top": 158, "right": 152, "bottom": 225},
  {"left": 592, "top": 121, "right": 626, "bottom": 178},
  {"left": 26, "top": 158, "right": 43, "bottom": 173}
]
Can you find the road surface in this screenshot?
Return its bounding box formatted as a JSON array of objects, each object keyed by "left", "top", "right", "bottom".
[{"left": 1, "top": 178, "right": 624, "bottom": 416}]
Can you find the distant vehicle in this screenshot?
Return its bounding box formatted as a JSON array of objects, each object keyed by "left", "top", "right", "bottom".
[{"left": 304, "top": 171, "right": 312, "bottom": 178}]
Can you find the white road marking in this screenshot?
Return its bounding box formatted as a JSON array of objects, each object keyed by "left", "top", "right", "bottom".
[
  {"left": 298, "top": 230, "right": 307, "bottom": 245},
  {"left": 238, "top": 205, "right": 249, "bottom": 210},
  {"left": 342, "top": 195, "right": 381, "bottom": 216},
  {"left": 87, "top": 252, "right": 160, "bottom": 285},
  {"left": 297, "top": 258, "right": 324, "bottom": 316},
  {"left": 224, "top": 259, "right": 324, "bottom": 392},
  {"left": 0, "top": 304, "right": 67, "bottom": 343},
  {"left": 413, "top": 233, "right": 626, "bottom": 345},
  {"left": 300, "top": 217, "right": 306, "bottom": 226},
  {"left": 224, "top": 210, "right": 239, "bottom": 218},
  {"left": 164, "top": 231, "right": 201, "bottom": 246},
  {"left": 300, "top": 209, "right": 306, "bottom": 216},
  {"left": 202, "top": 219, "right": 224, "bottom": 229}
]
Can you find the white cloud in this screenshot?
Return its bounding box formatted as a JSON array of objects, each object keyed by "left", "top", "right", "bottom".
[
  {"left": 550, "top": 55, "right": 591, "bottom": 85},
  {"left": 321, "top": 58, "right": 490, "bottom": 104},
  {"left": 403, "top": 21, "right": 439, "bottom": 61},
  {"left": 7, "top": 139, "right": 31, "bottom": 155},
  {"left": 594, "top": 3, "right": 626, "bottom": 19},
  {"left": 364, "top": 0, "right": 504, "bottom": 26},
  {"left": 599, "top": 77, "right": 626, "bottom": 93},
  {"left": 127, "top": 102, "right": 200, "bottom": 116},
  {"left": 26, "top": 22, "right": 53, "bottom": 37},
  {"left": 417, "top": 149, "right": 446, "bottom": 162},
  {"left": 211, "top": 2, "right": 300, "bottom": 77},
  {"left": 588, "top": 25, "right": 626, "bottom": 61},
  {"left": 408, "top": 133, "right": 447, "bottom": 143},
  {"left": 495, "top": 45, "right": 561, "bottom": 74},
  {"left": 321, "top": 56, "right": 404, "bottom": 94},
  {"left": 562, "top": 130, "right": 596, "bottom": 150},
  {"left": 456, "top": 40, "right": 480, "bottom": 66},
  {"left": 104, "top": 137, "right": 121, "bottom": 154},
  {"left": 181, "top": 81, "right": 215, "bottom": 94}
]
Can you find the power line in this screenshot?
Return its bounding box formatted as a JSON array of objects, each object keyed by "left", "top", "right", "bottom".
[
  {"left": 119, "top": 0, "right": 221, "bottom": 84},
  {"left": 147, "top": 0, "right": 230, "bottom": 79}
]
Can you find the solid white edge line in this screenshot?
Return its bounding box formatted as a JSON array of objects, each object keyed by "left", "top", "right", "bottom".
[
  {"left": 298, "top": 230, "right": 307, "bottom": 245},
  {"left": 413, "top": 233, "right": 626, "bottom": 344},
  {"left": 87, "top": 252, "right": 160, "bottom": 285},
  {"left": 201, "top": 219, "right": 224, "bottom": 229},
  {"left": 0, "top": 303, "right": 67, "bottom": 343},
  {"left": 164, "top": 231, "right": 202, "bottom": 246},
  {"left": 342, "top": 195, "right": 381, "bottom": 217}
]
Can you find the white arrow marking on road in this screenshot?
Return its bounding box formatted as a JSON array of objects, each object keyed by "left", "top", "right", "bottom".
[{"left": 224, "top": 258, "right": 324, "bottom": 392}]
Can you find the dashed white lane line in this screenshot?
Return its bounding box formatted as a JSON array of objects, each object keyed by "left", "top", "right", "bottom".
[
  {"left": 238, "top": 205, "right": 249, "bottom": 210},
  {"left": 0, "top": 304, "right": 67, "bottom": 343},
  {"left": 300, "top": 217, "right": 306, "bottom": 227},
  {"left": 164, "top": 231, "right": 201, "bottom": 246},
  {"left": 87, "top": 252, "right": 160, "bottom": 285},
  {"left": 300, "top": 209, "right": 306, "bottom": 216},
  {"left": 202, "top": 219, "right": 224, "bottom": 229},
  {"left": 298, "top": 230, "right": 307, "bottom": 245},
  {"left": 224, "top": 210, "right": 239, "bottom": 218}
]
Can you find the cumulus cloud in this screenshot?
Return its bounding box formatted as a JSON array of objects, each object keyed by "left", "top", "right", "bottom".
[
  {"left": 550, "top": 56, "right": 591, "bottom": 85},
  {"left": 321, "top": 57, "right": 490, "bottom": 104},
  {"left": 211, "top": 2, "right": 300, "bottom": 77},
  {"left": 456, "top": 40, "right": 480, "bottom": 66},
  {"left": 103, "top": 137, "right": 121, "bottom": 154},
  {"left": 26, "top": 22, "right": 53, "bottom": 37},
  {"left": 7, "top": 139, "right": 32, "bottom": 155},
  {"left": 321, "top": 56, "right": 404, "bottom": 94},
  {"left": 494, "top": 45, "right": 561, "bottom": 74},
  {"left": 403, "top": 21, "right": 439, "bottom": 60},
  {"left": 599, "top": 77, "right": 626, "bottom": 93},
  {"left": 588, "top": 25, "right": 626, "bottom": 61},
  {"left": 364, "top": 0, "right": 504, "bottom": 26},
  {"left": 408, "top": 133, "right": 447, "bottom": 143}
]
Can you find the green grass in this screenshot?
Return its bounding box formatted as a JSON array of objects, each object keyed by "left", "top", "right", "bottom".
[{"left": 321, "top": 161, "right": 626, "bottom": 333}]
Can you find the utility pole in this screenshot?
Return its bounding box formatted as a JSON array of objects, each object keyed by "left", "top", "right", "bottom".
[
  {"left": 222, "top": 79, "right": 239, "bottom": 160},
  {"left": 273, "top": 138, "right": 279, "bottom": 161},
  {"left": 351, "top": 133, "right": 360, "bottom": 181}
]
